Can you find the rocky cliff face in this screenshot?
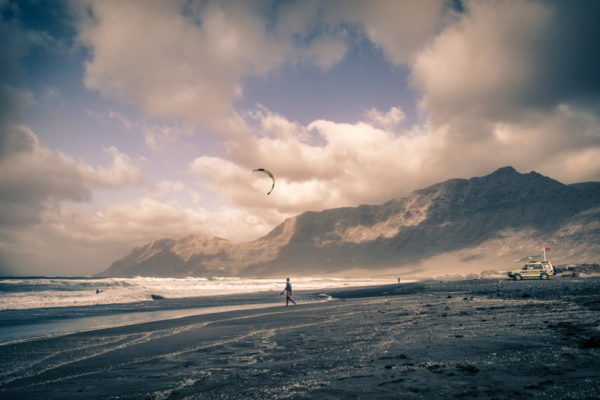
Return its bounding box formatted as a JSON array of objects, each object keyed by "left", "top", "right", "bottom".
[
  {"left": 100, "top": 215, "right": 299, "bottom": 277},
  {"left": 100, "top": 167, "right": 600, "bottom": 277}
]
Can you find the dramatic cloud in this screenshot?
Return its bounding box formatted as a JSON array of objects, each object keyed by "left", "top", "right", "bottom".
[
  {"left": 0, "top": 128, "right": 144, "bottom": 228},
  {"left": 191, "top": 103, "right": 600, "bottom": 219},
  {"left": 74, "top": 0, "right": 449, "bottom": 135},
  {"left": 78, "top": 1, "right": 258, "bottom": 130},
  {"left": 329, "top": 0, "right": 446, "bottom": 64},
  {"left": 0, "top": 132, "right": 147, "bottom": 275},
  {"left": 191, "top": 107, "right": 441, "bottom": 214},
  {"left": 408, "top": 0, "right": 600, "bottom": 180},
  {"left": 412, "top": 0, "right": 600, "bottom": 123},
  {"left": 75, "top": 0, "right": 350, "bottom": 134}
]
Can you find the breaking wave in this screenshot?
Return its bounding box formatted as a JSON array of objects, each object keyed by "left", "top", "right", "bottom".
[{"left": 0, "top": 276, "right": 395, "bottom": 310}]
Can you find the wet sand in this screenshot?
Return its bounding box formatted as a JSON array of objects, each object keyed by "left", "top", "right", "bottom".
[{"left": 1, "top": 277, "right": 599, "bottom": 399}]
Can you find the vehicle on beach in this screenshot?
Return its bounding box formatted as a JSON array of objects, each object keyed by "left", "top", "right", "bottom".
[{"left": 508, "top": 261, "right": 555, "bottom": 280}]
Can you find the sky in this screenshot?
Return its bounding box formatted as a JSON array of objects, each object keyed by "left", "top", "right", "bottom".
[{"left": 1, "top": 0, "right": 599, "bottom": 276}]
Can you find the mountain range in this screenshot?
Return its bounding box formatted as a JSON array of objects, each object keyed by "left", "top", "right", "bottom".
[{"left": 99, "top": 167, "right": 600, "bottom": 278}]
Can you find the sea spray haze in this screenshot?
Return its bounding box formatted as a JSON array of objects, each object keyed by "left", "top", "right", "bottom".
[
  {"left": 0, "top": 276, "right": 394, "bottom": 310},
  {"left": 102, "top": 167, "right": 600, "bottom": 278}
]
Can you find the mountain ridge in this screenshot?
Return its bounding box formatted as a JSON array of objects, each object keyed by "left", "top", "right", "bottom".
[{"left": 99, "top": 167, "right": 600, "bottom": 277}]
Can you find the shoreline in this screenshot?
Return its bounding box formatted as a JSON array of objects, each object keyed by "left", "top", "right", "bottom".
[
  {"left": 1, "top": 277, "right": 599, "bottom": 399},
  {"left": 0, "top": 280, "right": 392, "bottom": 345},
  {"left": 0, "top": 275, "right": 400, "bottom": 311}
]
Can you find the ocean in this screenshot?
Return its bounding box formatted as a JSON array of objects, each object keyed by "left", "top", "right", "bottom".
[{"left": 0, "top": 276, "right": 395, "bottom": 344}]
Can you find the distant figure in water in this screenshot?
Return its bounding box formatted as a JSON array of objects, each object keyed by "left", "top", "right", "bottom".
[{"left": 280, "top": 278, "right": 296, "bottom": 307}]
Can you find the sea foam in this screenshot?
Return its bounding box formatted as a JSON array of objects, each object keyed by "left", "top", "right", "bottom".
[{"left": 0, "top": 276, "right": 394, "bottom": 310}]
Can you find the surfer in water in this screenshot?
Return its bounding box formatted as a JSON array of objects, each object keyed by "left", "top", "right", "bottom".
[{"left": 280, "top": 278, "right": 296, "bottom": 307}]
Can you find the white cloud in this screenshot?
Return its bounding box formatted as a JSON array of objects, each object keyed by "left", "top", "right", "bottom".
[
  {"left": 55, "top": 198, "right": 207, "bottom": 243},
  {"left": 0, "top": 128, "right": 144, "bottom": 228},
  {"left": 75, "top": 0, "right": 352, "bottom": 135},
  {"left": 488, "top": 105, "right": 600, "bottom": 183},
  {"left": 73, "top": 0, "right": 445, "bottom": 136},
  {"left": 105, "top": 110, "right": 193, "bottom": 151},
  {"left": 363, "top": 106, "right": 405, "bottom": 131},
  {"left": 0, "top": 197, "right": 205, "bottom": 275},
  {"left": 189, "top": 103, "right": 600, "bottom": 221},
  {"left": 404, "top": 0, "right": 600, "bottom": 182},
  {"left": 190, "top": 107, "right": 441, "bottom": 215},
  {"left": 1, "top": 194, "right": 284, "bottom": 275},
  {"left": 0, "top": 126, "right": 148, "bottom": 274},
  {"left": 76, "top": 1, "right": 278, "bottom": 130},
  {"left": 142, "top": 125, "right": 190, "bottom": 151},
  {"left": 79, "top": 146, "right": 145, "bottom": 188}
]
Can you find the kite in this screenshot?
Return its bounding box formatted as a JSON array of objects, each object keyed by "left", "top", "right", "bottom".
[{"left": 253, "top": 168, "right": 275, "bottom": 195}]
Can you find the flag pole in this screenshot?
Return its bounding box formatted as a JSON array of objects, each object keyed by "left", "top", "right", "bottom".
[{"left": 543, "top": 244, "right": 547, "bottom": 262}]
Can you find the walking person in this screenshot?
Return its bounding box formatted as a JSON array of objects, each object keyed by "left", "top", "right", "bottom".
[{"left": 280, "top": 277, "right": 296, "bottom": 307}]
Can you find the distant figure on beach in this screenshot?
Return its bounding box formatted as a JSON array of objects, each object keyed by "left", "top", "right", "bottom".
[
  {"left": 397, "top": 277, "right": 401, "bottom": 284},
  {"left": 280, "top": 278, "right": 296, "bottom": 307},
  {"left": 96, "top": 289, "right": 102, "bottom": 294}
]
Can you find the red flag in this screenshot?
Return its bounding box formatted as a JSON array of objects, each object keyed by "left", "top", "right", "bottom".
[{"left": 544, "top": 247, "right": 551, "bottom": 251}]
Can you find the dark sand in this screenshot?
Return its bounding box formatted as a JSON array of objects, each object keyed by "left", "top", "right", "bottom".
[{"left": 1, "top": 277, "right": 599, "bottom": 399}]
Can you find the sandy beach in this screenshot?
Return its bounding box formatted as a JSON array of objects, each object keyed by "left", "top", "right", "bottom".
[{"left": 1, "top": 277, "right": 599, "bottom": 399}]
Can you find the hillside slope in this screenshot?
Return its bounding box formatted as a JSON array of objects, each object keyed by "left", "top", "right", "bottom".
[{"left": 99, "top": 167, "right": 600, "bottom": 277}]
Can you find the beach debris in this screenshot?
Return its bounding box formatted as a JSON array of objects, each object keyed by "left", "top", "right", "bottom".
[
  {"left": 253, "top": 168, "right": 275, "bottom": 195},
  {"left": 151, "top": 294, "right": 166, "bottom": 300}
]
